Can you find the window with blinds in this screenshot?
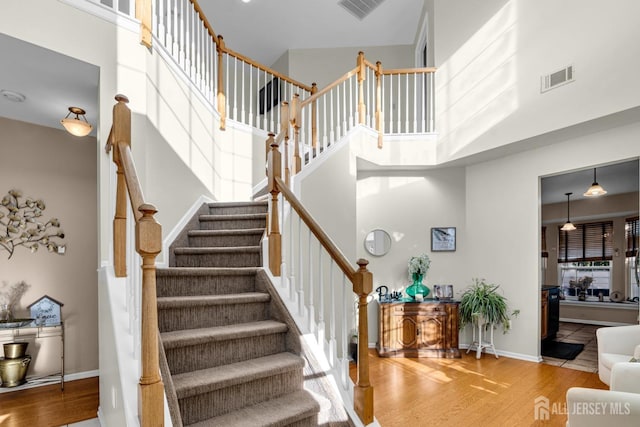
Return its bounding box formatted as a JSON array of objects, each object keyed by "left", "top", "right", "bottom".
[
  {"left": 626, "top": 216, "right": 639, "bottom": 257},
  {"left": 558, "top": 221, "right": 613, "bottom": 263}
]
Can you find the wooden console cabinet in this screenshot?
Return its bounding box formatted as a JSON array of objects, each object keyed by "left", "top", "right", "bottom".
[{"left": 377, "top": 301, "right": 461, "bottom": 358}]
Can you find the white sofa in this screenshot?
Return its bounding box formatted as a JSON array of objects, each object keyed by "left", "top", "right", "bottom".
[
  {"left": 596, "top": 324, "right": 640, "bottom": 386},
  {"left": 566, "top": 362, "right": 640, "bottom": 427}
]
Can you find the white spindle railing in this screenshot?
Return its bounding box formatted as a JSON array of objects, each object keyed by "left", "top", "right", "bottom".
[
  {"left": 279, "top": 192, "right": 358, "bottom": 394},
  {"left": 89, "top": 0, "right": 437, "bottom": 170}
]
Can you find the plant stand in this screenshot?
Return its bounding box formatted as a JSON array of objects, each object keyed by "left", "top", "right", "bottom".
[{"left": 466, "top": 319, "right": 498, "bottom": 360}]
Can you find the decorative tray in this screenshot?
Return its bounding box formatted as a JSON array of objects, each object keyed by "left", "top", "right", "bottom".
[{"left": 0, "top": 319, "right": 34, "bottom": 329}]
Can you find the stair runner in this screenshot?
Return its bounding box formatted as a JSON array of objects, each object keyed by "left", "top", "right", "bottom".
[{"left": 156, "top": 201, "right": 320, "bottom": 426}]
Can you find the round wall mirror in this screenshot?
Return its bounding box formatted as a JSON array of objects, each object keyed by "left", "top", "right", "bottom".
[{"left": 364, "top": 229, "right": 392, "bottom": 256}]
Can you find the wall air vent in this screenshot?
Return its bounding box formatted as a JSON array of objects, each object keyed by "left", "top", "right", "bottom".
[
  {"left": 541, "top": 65, "right": 574, "bottom": 93},
  {"left": 338, "top": 0, "right": 386, "bottom": 20}
]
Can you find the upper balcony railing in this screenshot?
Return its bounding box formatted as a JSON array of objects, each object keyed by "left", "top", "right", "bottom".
[{"left": 92, "top": 0, "right": 435, "bottom": 144}]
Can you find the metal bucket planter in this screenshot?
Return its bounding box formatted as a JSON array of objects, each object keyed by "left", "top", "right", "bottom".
[{"left": 0, "top": 342, "right": 31, "bottom": 387}]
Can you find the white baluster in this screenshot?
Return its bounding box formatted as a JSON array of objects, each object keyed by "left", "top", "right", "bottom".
[
  {"left": 297, "top": 216, "right": 305, "bottom": 317},
  {"left": 289, "top": 204, "right": 296, "bottom": 302},
  {"left": 279, "top": 192, "right": 286, "bottom": 288},
  {"left": 329, "top": 260, "right": 336, "bottom": 367},
  {"left": 329, "top": 89, "right": 335, "bottom": 144},
  {"left": 340, "top": 274, "right": 349, "bottom": 390},
  {"left": 317, "top": 243, "right": 325, "bottom": 352},
  {"left": 225, "top": 54, "right": 230, "bottom": 121},
  {"left": 248, "top": 66, "right": 254, "bottom": 127},
  {"left": 341, "top": 81, "right": 347, "bottom": 136},
  {"left": 405, "top": 73, "right": 409, "bottom": 133},
  {"left": 389, "top": 74, "right": 393, "bottom": 133},
  {"left": 322, "top": 97, "right": 328, "bottom": 150},
  {"left": 307, "top": 228, "right": 314, "bottom": 333},
  {"left": 421, "top": 72, "right": 426, "bottom": 132},
  {"left": 155, "top": 0, "right": 162, "bottom": 40},
  {"left": 232, "top": 57, "right": 238, "bottom": 121},
  {"left": 429, "top": 72, "right": 435, "bottom": 132},
  {"left": 240, "top": 61, "right": 246, "bottom": 123},
  {"left": 348, "top": 75, "right": 354, "bottom": 129},
  {"left": 398, "top": 73, "right": 403, "bottom": 133}
]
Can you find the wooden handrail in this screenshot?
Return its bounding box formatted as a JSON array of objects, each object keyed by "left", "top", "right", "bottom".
[
  {"left": 221, "top": 44, "right": 314, "bottom": 93},
  {"left": 189, "top": 0, "right": 219, "bottom": 42},
  {"left": 299, "top": 67, "right": 359, "bottom": 109},
  {"left": 108, "top": 94, "right": 164, "bottom": 427},
  {"left": 275, "top": 176, "right": 356, "bottom": 281},
  {"left": 381, "top": 66, "right": 437, "bottom": 75}
]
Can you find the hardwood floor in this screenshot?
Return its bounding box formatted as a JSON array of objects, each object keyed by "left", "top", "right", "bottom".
[
  {"left": 351, "top": 349, "right": 607, "bottom": 427},
  {"left": 0, "top": 348, "right": 607, "bottom": 427},
  {"left": 0, "top": 377, "right": 99, "bottom": 427}
]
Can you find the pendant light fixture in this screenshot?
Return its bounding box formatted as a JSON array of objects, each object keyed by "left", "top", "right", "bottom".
[
  {"left": 61, "top": 107, "right": 93, "bottom": 137},
  {"left": 583, "top": 168, "right": 607, "bottom": 197},
  {"left": 561, "top": 192, "right": 576, "bottom": 231}
]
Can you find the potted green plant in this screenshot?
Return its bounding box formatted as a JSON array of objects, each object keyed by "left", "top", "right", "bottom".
[{"left": 459, "top": 278, "right": 519, "bottom": 333}]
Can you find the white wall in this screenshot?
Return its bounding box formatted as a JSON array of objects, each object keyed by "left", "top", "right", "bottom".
[
  {"left": 433, "top": 0, "right": 640, "bottom": 163},
  {"left": 357, "top": 166, "right": 467, "bottom": 342},
  {"left": 466, "top": 120, "right": 640, "bottom": 358}
]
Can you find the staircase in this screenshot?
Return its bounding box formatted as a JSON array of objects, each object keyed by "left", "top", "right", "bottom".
[{"left": 156, "top": 201, "right": 321, "bottom": 426}]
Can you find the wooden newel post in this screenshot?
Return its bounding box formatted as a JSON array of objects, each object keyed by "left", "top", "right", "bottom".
[
  {"left": 280, "top": 102, "right": 291, "bottom": 186},
  {"left": 136, "top": 203, "right": 164, "bottom": 427},
  {"left": 112, "top": 95, "right": 131, "bottom": 278},
  {"left": 357, "top": 52, "right": 366, "bottom": 125},
  {"left": 353, "top": 258, "right": 374, "bottom": 425},
  {"left": 216, "top": 35, "right": 226, "bottom": 131},
  {"left": 290, "top": 94, "right": 302, "bottom": 175},
  {"left": 267, "top": 134, "right": 282, "bottom": 276},
  {"left": 375, "top": 61, "right": 383, "bottom": 149},
  {"left": 136, "top": 0, "right": 152, "bottom": 48}
]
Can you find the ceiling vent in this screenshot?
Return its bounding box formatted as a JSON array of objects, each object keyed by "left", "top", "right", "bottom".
[
  {"left": 338, "top": 0, "right": 386, "bottom": 20},
  {"left": 541, "top": 65, "right": 574, "bottom": 93}
]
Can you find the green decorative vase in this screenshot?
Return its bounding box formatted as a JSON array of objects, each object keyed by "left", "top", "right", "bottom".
[{"left": 406, "top": 273, "right": 429, "bottom": 300}]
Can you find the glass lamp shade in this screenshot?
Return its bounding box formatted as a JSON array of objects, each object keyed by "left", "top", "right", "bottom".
[
  {"left": 61, "top": 118, "right": 92, "bottom": 137},
  {"left": 561, "top": 221, "right": 576, "bottom": 231},
  {"left": 583, "top": 183, "right": 607, "bottom": 197}
]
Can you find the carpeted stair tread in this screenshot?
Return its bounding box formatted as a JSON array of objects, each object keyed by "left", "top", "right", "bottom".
[
  {"left": 161, "top": 320, "right": 288, "bottom": 349},
  {"left": 174, "top": 352, "right": 304, "bottom": 399},
  {"left": 208, "top": 201, "right": 267, "bottom": 208},
  {"left": 199, "top": 213, "right": 267, "bottom": 221},
  {"left": 188, "top": 389, "right": 320, "bottom": 427},
  {"left": 156, "top": 267, "right": 260, "bottom": 276},
  {"left": 158, "top": 293, "right": 270, "bottom": 309},
  {"left": 187, "top": 228, "right": 265, "bottom": 236},
  {"left": 173, "top": 246, "right": 261, "bottom": 254}
]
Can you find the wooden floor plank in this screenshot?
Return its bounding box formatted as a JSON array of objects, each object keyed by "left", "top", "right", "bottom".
[
  {"left": 351, "top": 350, "right": 607, "bottom": 427},
  {"left": 0, "top": 377, "right": 99, "bottom": 427}
]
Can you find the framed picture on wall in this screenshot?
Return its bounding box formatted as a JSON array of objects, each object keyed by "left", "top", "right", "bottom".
[{"left": 431, "top": 227, "right": 456, "bottom": 252}]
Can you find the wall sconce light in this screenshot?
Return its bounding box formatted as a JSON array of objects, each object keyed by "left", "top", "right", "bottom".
[
  {"left": 61, "top": 107, "right": 93, "bottom": 137},
  {"left": 583, "top": 168, "right": 607, "bottom": 197},
  {"left": 560, "top": 192, "right": 577, "bottom": 231}
]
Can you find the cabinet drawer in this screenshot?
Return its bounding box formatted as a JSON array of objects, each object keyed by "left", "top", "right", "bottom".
[{"left": 393, "top": 304, "right": 446, "bottom": 315}]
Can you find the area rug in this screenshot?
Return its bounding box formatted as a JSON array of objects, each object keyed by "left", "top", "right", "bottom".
[{"left": 542, "top": 341, "right": 585, "bottom": 360}]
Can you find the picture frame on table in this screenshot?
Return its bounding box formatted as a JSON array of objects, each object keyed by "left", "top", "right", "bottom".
[{"left": 431, "top": 227, "right": 456, "bottom": 252}]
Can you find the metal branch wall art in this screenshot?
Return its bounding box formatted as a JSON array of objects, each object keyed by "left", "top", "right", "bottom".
[{"left": 0, "top": 189, "right": 66, "bottom": 259}]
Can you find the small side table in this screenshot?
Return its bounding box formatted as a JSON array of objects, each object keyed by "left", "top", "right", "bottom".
[
  {"left": 466, "top": 318, "right": 498, "bottom": 359},
  {"left": 0, "top": 322, "right": 64, "bottom": 391}
]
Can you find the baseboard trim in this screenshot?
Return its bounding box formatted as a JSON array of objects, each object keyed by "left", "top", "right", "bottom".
[
  {"left": 65, "top": 370, "right": 99, "bottom": 382},
  {"left": 459, "top": 344, "right": 542, "bottom": 363}
]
